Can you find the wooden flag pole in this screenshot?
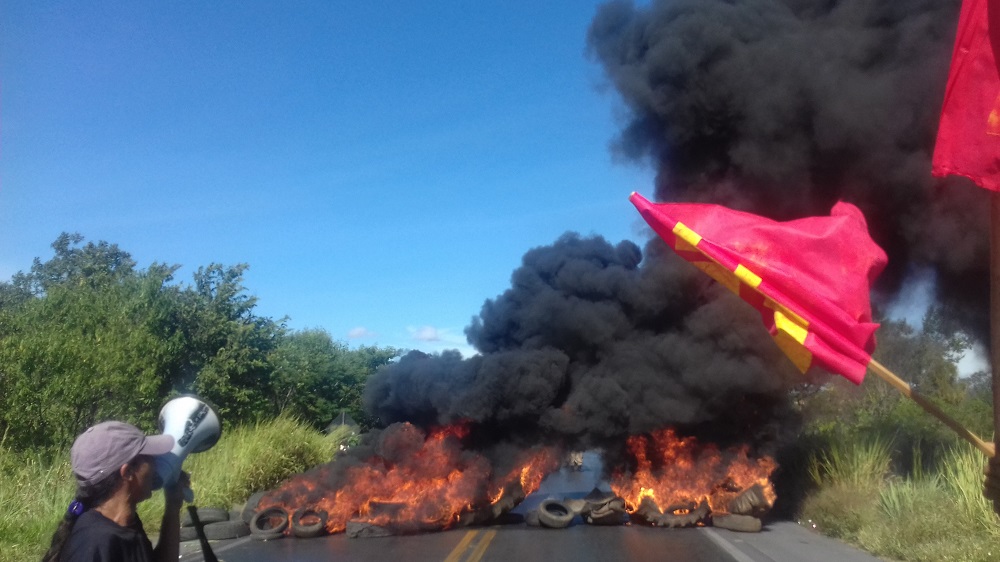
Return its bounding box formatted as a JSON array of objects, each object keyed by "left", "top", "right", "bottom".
[
  {"left": 868, "top": 358, "right": 994, "bottom": 457},
  {"left": 988, "top": 193, "right": 1000, "bottom": 507},
  {"left": 992, "top": 193, "right": 1000, "bottom": 455}
]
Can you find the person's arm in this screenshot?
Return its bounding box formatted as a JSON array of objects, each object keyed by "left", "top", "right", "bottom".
[{"left": 152, "top": 471, "right": 188, "bottom": 562}]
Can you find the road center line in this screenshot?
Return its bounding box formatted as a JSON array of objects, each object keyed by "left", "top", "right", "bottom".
[
  {"left": 466, "top": 529, "right": 497, "bottom": 562},
  {"left": 443, "top": 530, "right": 480, "bottom": 562}
]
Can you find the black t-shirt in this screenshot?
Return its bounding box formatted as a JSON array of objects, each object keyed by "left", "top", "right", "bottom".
[{"left": 61, "top": 509, "right": 155, "bottom": 562}]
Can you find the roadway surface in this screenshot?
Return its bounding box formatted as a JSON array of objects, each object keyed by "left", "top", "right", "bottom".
[{"left": 178, "top": 452, "right": 885, "bottom": 562}]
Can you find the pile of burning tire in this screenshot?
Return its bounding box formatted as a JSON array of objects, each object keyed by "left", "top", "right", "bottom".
[
  {"left": 230, "top": 479, "right": 770, "bottom": 541},
  {"left": 525, "top": 484, "right": 769, "bottom": 533}
]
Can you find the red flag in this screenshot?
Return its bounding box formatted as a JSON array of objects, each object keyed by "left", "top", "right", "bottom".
[
  {"left": 630, "top": 193, "right": 887, "bottom": 384},
  {"left": 932, "top": 0, "right": 1000, "bottom": 190}
]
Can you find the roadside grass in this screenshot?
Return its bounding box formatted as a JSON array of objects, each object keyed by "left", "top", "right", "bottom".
[
  {"left": 0, "top": 416, "right": 346, "bottom": 562},
  {"left": 800, "top": 437, "right": 1000, "bottom": 562},
  {"left": 0, "top": 447, "right": 75, "bottom": 562}
]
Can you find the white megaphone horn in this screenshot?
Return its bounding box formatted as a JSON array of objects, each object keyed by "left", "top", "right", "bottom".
[{"left": 154, "top": 395, "right": 222, "bottom": 502}]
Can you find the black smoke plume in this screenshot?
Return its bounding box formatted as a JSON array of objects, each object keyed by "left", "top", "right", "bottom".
[
  {"left": 364, "top": 0, "right": 986, "bottom": 483},
  {"left": 365, "top": 234, "right": 804, "bottom": 465},
  {"left": 587, "top": 0, "right": 989, "bottom": 339}
]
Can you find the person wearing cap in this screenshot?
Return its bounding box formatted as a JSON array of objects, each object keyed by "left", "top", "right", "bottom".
[{"left": 42, "top": 421, "right": 190, "bottom": 562}]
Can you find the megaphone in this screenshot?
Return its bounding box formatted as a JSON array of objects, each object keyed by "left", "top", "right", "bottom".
[{"left": 154, "top": 395, "right": 222, "bottom": 502}]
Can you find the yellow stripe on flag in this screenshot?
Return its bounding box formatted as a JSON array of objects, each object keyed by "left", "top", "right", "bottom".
[
  {"left": 672, "top": 221, "right": 702, "bottom": 252},
  {"left": 772, "top": 309, "right": 812, "bottom": 373},
  {"left": 734, "top": 264, "right": 762, "bottom": 288},
  {"left": 764, "top": 297, "right": 809, "bottom": 328},
  {"left": 693, "top": 262, "right": 741, "bottom": 295}
]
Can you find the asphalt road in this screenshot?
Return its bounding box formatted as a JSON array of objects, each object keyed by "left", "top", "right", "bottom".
[{"left": 178, "top": 452, "right": 884, "bottom": 562}]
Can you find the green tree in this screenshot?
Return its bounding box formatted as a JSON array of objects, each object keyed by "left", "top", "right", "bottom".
[
  {"left": 269, "top": 330, "right": 398, "bottom": 429},
  {"left": 10, "top": 232, "right": 136, "bottom": 296},
  {"left": 0, "top": 232, "right": 397, "bottom": 451},
  {"left": 801, "top": 307, "right": 989, "bottom": 469},
  {"left": 0, "top": 259, "right": 184, "bottom": 450},
  {"left": 0, "top": 235, "right": 285, "bottom": 449},
  {"left": 171, "top": 263, "right": 285, "bottom": 424}
]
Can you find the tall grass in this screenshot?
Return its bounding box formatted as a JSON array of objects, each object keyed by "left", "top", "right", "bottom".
[
  {"left": 800, "top": 437, "right": 1000, "bottom": 562},
  {"left": 806, "top": 438, "right": 893, "bottom": 489},
  {"left": 800, "top": 438, "right": 892, "bottom": 540},
  {"left": 0, "top": 416, "right": 343, "bottom": 562},
  {"left": 0, "top": 447, "right": 75, "bottom": 562}
]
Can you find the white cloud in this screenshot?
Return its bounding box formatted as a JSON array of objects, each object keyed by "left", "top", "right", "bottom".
[
  {"left": 348, "top": 326, "right": 376, "bottom": 339},
  {"left": 409, "top": 325, "right": 443, "bottom": 342},
  {"left": 403, "top": 325, "right": 479, "bottom": 358}
]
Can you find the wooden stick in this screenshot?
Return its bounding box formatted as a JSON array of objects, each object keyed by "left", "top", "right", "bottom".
[
  {"left": 868, "top": 359, "right": 994, "bottom": 457},
  {"left": 991, "top": 193, "right": 1000, "bottom": 460}
]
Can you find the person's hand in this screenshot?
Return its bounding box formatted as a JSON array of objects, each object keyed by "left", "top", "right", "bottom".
[
  {"left": 164, "top": 471, "right": 191, "bottom": 510},
  {"left": 983, "top": 456, "right": 1000, "bottom": 515}
]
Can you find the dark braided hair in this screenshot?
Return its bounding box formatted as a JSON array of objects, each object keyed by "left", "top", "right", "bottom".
[{"left": 41, "top": 469, "right": 125, "bottom": 562}]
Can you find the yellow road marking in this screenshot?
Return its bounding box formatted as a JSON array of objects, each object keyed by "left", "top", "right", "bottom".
[
  {"left": 466, "top": 530, "right": 497, "bottom": 562},
  {"left": 443, "top": 530, "right": 479, "bottom": 562}
]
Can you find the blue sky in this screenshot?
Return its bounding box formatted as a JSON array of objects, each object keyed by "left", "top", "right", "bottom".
[{"left": 1, "top": 2, "right": 655, "bottom": 356}]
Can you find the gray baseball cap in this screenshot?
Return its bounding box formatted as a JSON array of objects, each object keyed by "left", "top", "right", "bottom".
[{"left": 71, "top": 421, "right": 174, "bottom": 487}]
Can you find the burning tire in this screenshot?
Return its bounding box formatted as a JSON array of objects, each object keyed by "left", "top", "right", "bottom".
[
  {"left": 203, "top": 520, "right": 251, "bottom": 540},
  {"left": 585, "top": 497, "right": 627, "bottom": 526},
  {"left": 537, "top": 499, "right": 574, "bottom": 529},
  {"left": 250, "top": 506, "right": 289, "bottom": 540},
  {"left": 634, "top": 498, "right": 710, "bottom": 528},
  {"left": 291, "top": 507, "right": 328, "bottom": 538}
]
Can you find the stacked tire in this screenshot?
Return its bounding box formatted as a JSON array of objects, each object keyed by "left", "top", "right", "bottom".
[{"left": 180, "top": 507, "right": 250, "bottom": 542}]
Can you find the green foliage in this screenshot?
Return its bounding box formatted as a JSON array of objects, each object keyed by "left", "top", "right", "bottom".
[
  {"left": 799, "top": 440, "right": 1000, "bottom": 562},
  {"left": 10, "top": 232, "right": 137, "bottom": 297},
  {"left": 0, "top": 263, "right": 186, "bottom": 449},
  {"left": 795, "top": 312, "right": 1000, "bottom": 561},
  {"left": 0, "top": 445, "right": 75, "bottom": 562},
  {"left": 170, "top": 263, "right": 285, "bottom": 423},
  {"left": 937, "top": 446, "right": 998, "bottom": 533},
  {"left": 0, "top": 233, "right": 399, "bottom": 452},
  {"left": 807, "top": 437, "right": 892, "bottom": 489},
  {"left": 799, "top": 481, "right": 881, "bottom": 541},
  {"left": 800, "top": 315, "right": 992, "bottom": 473},
  {"left": 263, "top": 330, "right": 398, "bottom": 429}
]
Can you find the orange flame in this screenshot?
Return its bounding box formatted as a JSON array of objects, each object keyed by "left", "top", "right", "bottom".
[
  {"left": 259, "top": 423, "right": 559, "bottom": 534},
  {"left": 610, "top": 428, "right": 776, "bottom": 513}
]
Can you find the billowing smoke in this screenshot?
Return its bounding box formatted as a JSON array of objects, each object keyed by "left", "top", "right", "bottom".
[
  {"left": 587, "top": 0, "right": 989, "bottom": 338},
  {"left": 365, "top": 234, "right": 804, "bottom": 465},
  {"left": 364, "top": 0, "right": 985, "bottom": 475}
]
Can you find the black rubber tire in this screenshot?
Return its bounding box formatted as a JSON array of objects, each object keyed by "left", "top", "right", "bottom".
[
  {"left": 537, "top": 499, "right": 574, "bottom": 529},
  {"left": 179, "top": 526, "right": 199, "bottom": 542},
  {"left": 250, "top": 506, "right": 289, "bottom": 540},
  {"left": 250, "top": 529, "right": 284, "bottom": 541},
  {"left": 291, "top": 507, "right": 328, "bottom": 538},
  {"left": 181, "top": 506, "right": 230, "bottom": 527},
  {"left": 241, "top": 491, "right": 269, "bottom": 524},
  {"left": 202, "top": 520, "right": 251, "bottom": 540}
]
